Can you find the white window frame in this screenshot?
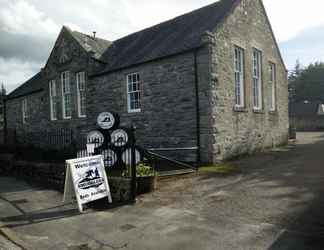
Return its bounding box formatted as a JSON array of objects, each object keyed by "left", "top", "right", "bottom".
[
  {"left": 61, "top": 71, "right": 72, "bottom": 119},
  {"left": 252, "top": 48, "right": 263, "bottom": 110},
  {"left": 234, "top": 46, "right": 245, "bottom": 108},
  {"left": 22, "top": 98, "right": 28, "bottom": 124},
  {"left": 49, "top": 80, "right": 58, "bottom": 121},
  {"left": 127, "top": 72, "right": 141, "bottom": 113},
  {"left": 76, "top": 72, "right": 86, "bottom": 118},
  {"left": 268, "top": 63, "right": 276, "bottom": 111}
]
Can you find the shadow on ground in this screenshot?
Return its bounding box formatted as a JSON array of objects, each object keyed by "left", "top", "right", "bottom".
[{"left": 232, "top": 133, "right": 324, "bottom": 249}]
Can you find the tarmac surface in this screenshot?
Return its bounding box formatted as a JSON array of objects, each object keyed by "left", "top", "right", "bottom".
[{"left": 1, "top": 132, "right": 324, "bottom": 249}]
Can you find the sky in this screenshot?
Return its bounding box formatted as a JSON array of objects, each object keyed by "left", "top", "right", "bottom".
[{"left": 1, "top": 0, "right": 324, "bottom": 93}]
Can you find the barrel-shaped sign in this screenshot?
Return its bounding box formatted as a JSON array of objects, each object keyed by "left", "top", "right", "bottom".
[
  {"left": 111, "top": 129, "right": 129, "bottom": 147},
  {"left": 97, "top": 112, "right": 115, "bottom": 130}
]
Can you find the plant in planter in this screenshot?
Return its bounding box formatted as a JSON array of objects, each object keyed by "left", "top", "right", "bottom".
[{"left": 123, "top": 163, "right": 157, "bottom": 194}]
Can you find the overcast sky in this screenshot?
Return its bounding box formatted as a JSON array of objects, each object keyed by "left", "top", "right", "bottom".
[{"left": 1, "top": 0, "right": 324, "bottom": 93}]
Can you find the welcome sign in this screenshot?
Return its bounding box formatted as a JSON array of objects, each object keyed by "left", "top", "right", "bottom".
[{"left": 63, "top": 155, "right": 112, "bottom": 212}]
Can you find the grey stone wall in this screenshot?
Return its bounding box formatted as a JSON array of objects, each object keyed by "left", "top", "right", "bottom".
[
  {"left": 209, "top": 0, "right": 289, "bottom": 161},
  {"left": 88, "top": 52, "right": 199, "bottom": 162}
]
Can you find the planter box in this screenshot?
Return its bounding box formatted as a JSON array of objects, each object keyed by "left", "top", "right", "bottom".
[{"left": 137, "top": 176, "right": 156, "bottom": 195}]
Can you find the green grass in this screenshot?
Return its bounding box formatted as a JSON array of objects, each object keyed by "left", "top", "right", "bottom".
[{"left": 199, "top": 163, "right": 240, "bottom": 175}]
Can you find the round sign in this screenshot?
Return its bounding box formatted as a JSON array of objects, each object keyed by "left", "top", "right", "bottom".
[
  {"left": 97, "top": 112, "right": 115, "bottom": 130},
  {"left": 122, "top": 148, "right": 141, "bottom": 165},
  {"left": 102, "top": 149, "right": 117, "bottom": 168},
  {"left": 86, "top": 130, "right": 104, "bottom": 146},
  {"left": 111, "top": 129, "right": 129, "bottom": 147}
]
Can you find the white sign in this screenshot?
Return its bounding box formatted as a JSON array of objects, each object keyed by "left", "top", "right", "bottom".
[
  {"left": 63, "top": 155, "right": 112, "bottom": 213},
  {"left": 102, "top": 149, "right": 117, "bottom": 168},
  {"left": 97, "top": 112, "right": 115, "bottom": 130},
  {"left": 122, "top": 148, "right": 141, "bottom": 165},
  {"left": 87, "top": 130, "right": 104, "bottom": 146},
  {"left": 111, "top": 129, "right": 128, "bottom": 147}
]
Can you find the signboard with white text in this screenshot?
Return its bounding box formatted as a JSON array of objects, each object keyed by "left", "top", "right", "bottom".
[{"left": 63, "top": 155, "right": 112, "bottom": 212}]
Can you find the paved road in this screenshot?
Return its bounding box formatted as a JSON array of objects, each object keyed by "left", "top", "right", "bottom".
[{"left": 1, "top": 132, "right": 324, "bottom": 249}]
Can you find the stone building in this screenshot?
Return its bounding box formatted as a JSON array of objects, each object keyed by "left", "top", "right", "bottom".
[{"left": 6, "top": 0, "right": 289, "bottom": 163}]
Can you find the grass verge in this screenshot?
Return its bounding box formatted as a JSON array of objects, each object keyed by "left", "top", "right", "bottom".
[{"left": 199, "top": 163, "right": 240, "bottom": 175}]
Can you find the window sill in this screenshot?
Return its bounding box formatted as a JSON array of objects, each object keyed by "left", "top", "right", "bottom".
[
  {"left": 128, "top": 109, "right": 141, "bottom": 114},
  {"left": 253, "top": 109, "right": 264, "bottom": 114},
  {"left": 269, "top": 110, "right": 278, "bottom": 115},
  {"left": 233, "top": 106, "right": 248, "bottom": 113}
]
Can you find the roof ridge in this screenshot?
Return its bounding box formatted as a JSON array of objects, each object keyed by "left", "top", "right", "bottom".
[{"left": 72, "top": 30, "right": 111, "bottom": 44}]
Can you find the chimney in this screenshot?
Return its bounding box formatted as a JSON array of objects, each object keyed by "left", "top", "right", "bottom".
[{"left": 93, "top": 31, "right": 96, "bottom": 38}]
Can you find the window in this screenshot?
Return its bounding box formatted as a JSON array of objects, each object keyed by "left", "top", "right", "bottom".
[
  {"left": 49, "top": 80, "right": 58, "bottom": 120},
  {"left": 76, "top": 72, "right": 86, "bottom": 118},
  {"left": 61, "top": 71, "right": 72, "bottom": 119},
  {"left": 252, "top": 49, "right": 262, "bottom": 110},
  {"left": 127, "top": 73, "right": 141, "bottom": 113},
  {"left": 268, "top": 63, "right": 276, "bottom": 111},
  {"left": 22, "top": 98, "right": 28, "bottom": 124},
  {"left": 234, "top": 46, "right": 245, "bottom": 108}
]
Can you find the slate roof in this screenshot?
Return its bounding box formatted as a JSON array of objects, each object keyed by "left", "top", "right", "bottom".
[
  {"left": 71, "top": 30, "right": 112, "bottom": 61},
  {"left": 96, "top": 0, "right": 238, "bottom": 74},
  {"left": 7, "top": 72, "right": 43, "bottom": 100}
]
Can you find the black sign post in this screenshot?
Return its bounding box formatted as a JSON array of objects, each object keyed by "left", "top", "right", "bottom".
[{"left": 130, "top": 124, "right": 137, "bottom": 202}]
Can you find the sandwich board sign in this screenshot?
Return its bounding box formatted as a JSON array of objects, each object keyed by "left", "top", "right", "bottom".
[{"left": 63, "top": 155, "right": 112, "bottom": 213}]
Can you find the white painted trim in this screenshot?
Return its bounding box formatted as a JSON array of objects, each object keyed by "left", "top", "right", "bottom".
[
  {"left": 49, "top": 80, "right": 57, "bottom": 121},
  {"left": 22, "top": 98, "right": 28, "bottom": 124},
  {"left": 148, "top": 147, "right": 198, "bottom": 151},
  {"left": 126, "top": 72, "right": 141, "bottom": 113},
  {"left": 76, "top": 72, "right": 87, "bottom": 118},
  {"left": 234, "top": 46, "right": 245, "bottom": 108},
  {"left": 269, "top": 63, "right": 276, "bottom": 112},
  {"left": 252, "top": 48, "right": 263, "bottom": 110},
  {"left": 61, "top": 71, "right": 71, "bottom": 120}
]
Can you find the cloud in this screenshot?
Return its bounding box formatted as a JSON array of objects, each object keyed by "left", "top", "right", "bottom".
[
  {"left": 2, "top": 0, "right": 324, "bottom": 92},
  {"left": 122, "top": 0, "right": 216, "bottom": 33},
  {"left": 0, "top": 0, "right": 59, "bottom": 38},
  {"left": 0, "top": 58, "right": 41, "bottom": 92},
  {"left": 263, "top": 0, "right": 324, "bottom": 42},
  {"left": 26, "top": 0, "right": 134, "bottom": 40},
  {"left": 0, "top": 30, "right": 53, "bottom": 62},
  {"left": 279, "top": 25, "right": 324, "bottom": 70}
]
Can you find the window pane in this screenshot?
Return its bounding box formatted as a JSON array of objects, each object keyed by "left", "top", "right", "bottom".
[
  {"left": 127, "top": 73, "right": 141, "bottom": 112},
  {"left": 234, "top": 47, "right": 244, "bottom": 107},
  {"left": 80, "top": 93, "right": 86, "bottom": 116}
]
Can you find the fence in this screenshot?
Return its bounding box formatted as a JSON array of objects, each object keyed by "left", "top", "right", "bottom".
[{"left": 2, "top": 127, "right": 195, "bottom": 177}]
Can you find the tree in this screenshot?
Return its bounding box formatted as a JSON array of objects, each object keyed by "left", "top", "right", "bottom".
[
  {"left": 288, "top": 61, "right": 324, "bottom": 103},
  {"left": 0, "top": 83, "right": 6, "bottom": 96},
  {"left": 288, "top": 60, "right": 303, "bottom": 83},
  {"left": 288, "top": 60, "right": 303, "bottom": 103}
]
